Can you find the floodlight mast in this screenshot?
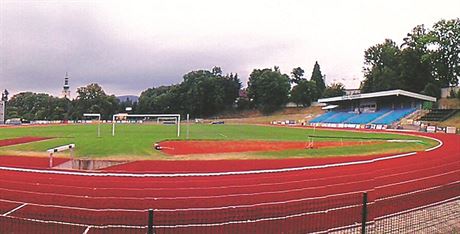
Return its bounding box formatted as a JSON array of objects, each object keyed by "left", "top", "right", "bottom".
[
  {"left": 112, "top": 114, "right": 181, "bottom": 137},
  {"left": 83, "top": 113, "right": 101, "bottom": 137}
]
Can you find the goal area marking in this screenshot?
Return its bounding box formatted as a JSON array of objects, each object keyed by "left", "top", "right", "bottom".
[{"left": 111, "top": 114, "right": 181, "bottom": 137}]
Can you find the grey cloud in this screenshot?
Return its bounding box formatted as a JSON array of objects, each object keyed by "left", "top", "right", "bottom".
[{"left": 0, "top": 3, "right": 293, "bottom": 97}]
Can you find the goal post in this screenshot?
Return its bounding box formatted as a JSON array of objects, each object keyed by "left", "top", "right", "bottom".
[
  {"left": 112, "top": 114, "right": 181, "bottom": 137},
  {"left": 83, "top": 113, "right": 101, "bottom": 137}
]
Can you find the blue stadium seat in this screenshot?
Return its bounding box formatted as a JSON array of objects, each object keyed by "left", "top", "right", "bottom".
[
  {"left": 309, "top": 111, "right": 337, "bottom": 123},
  {"left": 343, "top": 109, "right": 390, "bottom": 124},
  {"left": 373, "top": 108, "right": 416, "bottom": 125},
  {"left": 310, "top": 108, "right": 415, "bottom": 125},
  {"left": 326, "top": 112, "right": 357, "bottom": 123}
]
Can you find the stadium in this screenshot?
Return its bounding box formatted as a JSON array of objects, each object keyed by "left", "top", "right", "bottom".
[
  {"left": 0, "top": 91, "right": 459, "bottom": 233},
  {"left": 1, "top": 2, "right": 460, "bottom": 233}
]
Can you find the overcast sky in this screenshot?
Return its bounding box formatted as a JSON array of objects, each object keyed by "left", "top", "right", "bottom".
[{"left": 1, "top": 0, "right": 459, "bottom": 97}]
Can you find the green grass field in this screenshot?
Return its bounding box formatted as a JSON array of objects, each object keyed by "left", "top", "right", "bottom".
[{"left": 0, "top": 124, "right": 438, "bottom": 160}]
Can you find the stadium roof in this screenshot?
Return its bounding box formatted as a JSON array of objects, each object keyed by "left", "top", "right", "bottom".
[{"left": 318, "top": 89, "right": 436, "bottom": 103}]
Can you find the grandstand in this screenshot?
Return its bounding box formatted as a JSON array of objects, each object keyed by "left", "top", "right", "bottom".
[
  {"left": 310, "top": 89, "right": 436, "bottom": 127},
  {"left": 418, "top": 109, "right": 459, "bottom": 122}
]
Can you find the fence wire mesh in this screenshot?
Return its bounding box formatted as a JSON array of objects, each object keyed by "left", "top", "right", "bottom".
[{"left": 1, "top": 183, "right": 458, "bottom": 234}]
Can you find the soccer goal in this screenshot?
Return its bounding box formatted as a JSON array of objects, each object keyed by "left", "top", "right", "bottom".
[
  {"left": 111, "top": 113, "right": 181, "bottom": 137},
  {"left": 83, "top": 113, "right": 101, "bottom": 137}
]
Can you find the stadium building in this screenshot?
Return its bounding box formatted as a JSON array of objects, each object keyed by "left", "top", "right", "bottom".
[{"left": 310, "top": 89, "right": 436, "bottom": 128}]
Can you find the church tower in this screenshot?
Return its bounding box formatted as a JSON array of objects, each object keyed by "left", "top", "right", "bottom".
[{"left": 62, "top": 72, "right": 71, "bottom": 99}]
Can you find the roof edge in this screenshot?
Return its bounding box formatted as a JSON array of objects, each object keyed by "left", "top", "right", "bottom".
[{"left": 318, "top": 89, "right": 436, "bottom": 103}]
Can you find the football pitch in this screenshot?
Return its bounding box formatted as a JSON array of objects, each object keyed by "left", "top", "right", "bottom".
[{"left": 0, "top": 124, "right": 438, "bottom": 159}]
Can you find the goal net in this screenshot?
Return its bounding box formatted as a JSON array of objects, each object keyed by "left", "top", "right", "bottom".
[{"left": 112, "top": 114, "right": 181, "bottom": 137}]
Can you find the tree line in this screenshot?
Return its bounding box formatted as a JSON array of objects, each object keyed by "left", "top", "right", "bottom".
[
  {"left": 4, "top": 62, "right": 337, "bottom": 120},
  {"left": 5, "top": 18, "right": 457, "bottom": 121},
  {"left": 360, "top": 18, "right": 460, "bottom": 97}
]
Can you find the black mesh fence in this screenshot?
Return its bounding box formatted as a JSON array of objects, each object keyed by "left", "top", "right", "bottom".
[{"left": 1, "top": 183, "right": 458, "bottom": 234}]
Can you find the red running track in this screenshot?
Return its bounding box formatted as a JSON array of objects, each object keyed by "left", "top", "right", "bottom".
[
  {"left": 0, "top": 130, "right": 458, "bottom": 234},
  {"left": 0, "top": 136, "right": 52, "bottom": 147},
  {"left": 0, "top": 155, "right": 69, "bottom": 169}
]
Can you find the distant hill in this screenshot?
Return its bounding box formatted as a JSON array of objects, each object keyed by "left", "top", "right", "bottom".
[{"left": 117, "top": 95, "right": 139, "bottom": 103}]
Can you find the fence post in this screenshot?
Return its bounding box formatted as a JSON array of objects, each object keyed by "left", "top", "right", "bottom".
[
  {"left": 148, "top": 209, "right": 154, "bottom": 234},
  {"left": 361, "top": 192, "right": 368, "bottom": 234}
]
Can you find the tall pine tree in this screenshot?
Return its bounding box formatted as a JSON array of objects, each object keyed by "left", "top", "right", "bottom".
[{"left": 310, "top": 61, "right": 326, "bottom": 97}]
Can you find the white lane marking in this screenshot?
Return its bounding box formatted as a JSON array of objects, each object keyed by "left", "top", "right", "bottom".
[
  {"left": 4, "top": 196, "right": 458, "bottom": 230},
  {"left": 82, "top": 226, "right": 92, "bottom": 234},
  {"left": 0, "top": 152, "right": 418, "bottom": 177},
  {"left": 2, "top": 203, "right": 27, "bottom": 216},
  {"left": 3, "top": 215, "right": 146, "bottom": 229},
  {"left": 0, "top": 173, "right": 456, "bottom": 211},
  {"left": 1, "top": 158, "right": 455, "bottom": 192}
]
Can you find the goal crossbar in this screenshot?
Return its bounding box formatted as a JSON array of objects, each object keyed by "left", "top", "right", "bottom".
[
  {"left": 83, "top": 113, "right": 101, "bottom": 137},
  {"left": 112, "top": 114, "right": 181, "bottom": 137}
]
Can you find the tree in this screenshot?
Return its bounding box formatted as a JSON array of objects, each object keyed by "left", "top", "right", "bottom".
[
  {"left": 118, "top": 98, "right": 134, "bottom": 113},
  {"left": 290, "top": 80, "right": 319, "bottom": 107},
  {"left": 73, "top": 83, "right": 119, "bottom": 119},
  {"left": 138, "top": 67, "right": 241, "bottom": 117},
  {"left": 138, "top": 86, "right": 175, "bottom": 113},
  {"left": 5, "top": 92, "right": 69, "bottom": 120},
  {"left": 398, "top": 24, "right": 436, "bottom": 92},
  {"left": 211, "top": 66, "right": 222, "bottom": 76},
  {"left": 361, "top": 19, "right": 459, "bottom": 94},
  {"left": 421, "top": 82, "right": 441, "bottom": 98},
  {"left": 290, "top": 67, "right": 305, "bottom": 84},
  {"left": 323, "top": 83, "right": 346, "bottom": 98},
  {"left": 398, "top": 47, "right": 435, "bottom": 92},
  {"left": 221, "top": 73, "right": 242, "bottom": 108},
  {"left": 310, "top": 61, "right": 326, "bottom": 96},
  {"left": 429, "top": 18, "right": 460, "bottom": 87},
  {"left": 247, "top": 68, "right": 291, "bottom": 113},
  {"left": 181, "top": 69, "right": 240, "bottom": 117},
  {"left": 361, "top": 39, "right": 403, "bottom": 92}
]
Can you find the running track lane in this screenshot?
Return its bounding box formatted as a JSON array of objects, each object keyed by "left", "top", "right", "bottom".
[{"left": 0, "top": 130, "right": 458, "bottom": 233}]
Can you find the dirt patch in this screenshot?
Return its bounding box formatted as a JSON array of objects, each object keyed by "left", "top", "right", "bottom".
[
  {"left": 0, "top": 137, "right": 52, "bottom": 147},
  {"left": 157, "top": 140, "right": 376, "bottom": 156}
]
